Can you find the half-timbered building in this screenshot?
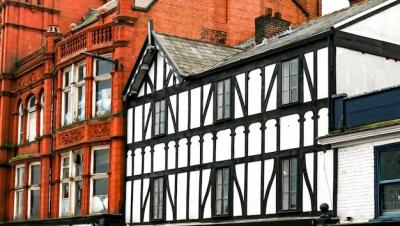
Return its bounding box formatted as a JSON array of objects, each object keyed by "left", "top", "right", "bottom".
[{"left": 123, "top": 0, "right": 400, "bottom": 225}]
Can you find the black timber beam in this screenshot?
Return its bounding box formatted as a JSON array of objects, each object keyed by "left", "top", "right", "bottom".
[{"left": 335, "top": 31, "right": 400, "bottom": 61}]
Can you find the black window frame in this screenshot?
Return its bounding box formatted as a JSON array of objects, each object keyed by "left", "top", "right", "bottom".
[
  {"left": 212, "top": 167, "right": 233, "bottom": 218},
  {"left": 214, "top": 78, "right": 234, "bottom": 122},
  {"left": 277, "top": 157, "right": 300, "bottom": 212},
  {"left": 375, "top": 143, "right": 400, "bottom": 219},
  {"left": 278, "top": 57, "right": 303, "bottom": 107},
  {"left": 152, "top": 99, "right": 167, "bottom": 137},
  {"left": 150, "top": 176, "right": 166, "bottom": 222}
]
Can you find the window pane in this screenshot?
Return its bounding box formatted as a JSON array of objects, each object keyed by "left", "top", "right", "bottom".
[
  {"left": 75, "top": 153, "right": 83, "bottom": 177},
  {"left": 291, "top": 88, "right": 298, "bottom": 102},
  {"left": 95, "top": 80, "right": 111, "bottom": 117},
  {"left": 15, "top": 191, "right": 24, "bottom": 220},
  {"left": 31, "top": 165, "right": 40, "bottom": 185},
  {"left": 17, "top": 167, "right": 25, "bottom": 188},
  {"left": 216, "top": 200, "right": 221, "bottom": 215},
  {"left": 64, "top": 91, "right": 72, "bottom": 125},
  {"left": 75, "top": 181, "right": 82, "bottom": 216},
  {"left": 77, "top": 86, "right": 85, "bottom": 121},
  {"left": 382, "top": 183, "right": 400, "bottom": 213},
  {"left": 153, "top": 178, "right": 164, "bottom": 219},
  {"left": 283, "top": 62, "right": 290, "bottom": 77},
  {"left": 62, "top": 157, "right": 70, "bottom": 179},
  {"left": 96, "top": 60, "right": 112, "bottom": 76},
  {"left": 64, "top": 71, "right": 70, "bottom": 87},
  {"left": 282, "top": 77, "right": 289, "bottom": 91},
  {"left": 282, "top": 91, "right": 289, "bottom": 105},
  {"left": 94, "top": 149, "right": 109, "bottom": 173},
  {"left": 380, "top": 150, "right": 400, "bottom": 181},
  {"left": 78, "top": 66, "right": 86, "bottom": 81},
  {"left": 290, "top": 74, "right": 298, "bottom": 88},
  {"left": 30, "top": 190, "right": 40, "bottom": 219},
  {"left": 93, "top": 178, "right": 108, "bottom": 196},
  {"left": 290, "top": 59, "right": 298, "bottom": 74},
  {"left": 223, "top": 199, "right": 229, "bottom": 214}
]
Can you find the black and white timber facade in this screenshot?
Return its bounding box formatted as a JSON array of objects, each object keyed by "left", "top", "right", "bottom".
[{"left": 123, "top": 0, "right": 400, "bottom": 225}]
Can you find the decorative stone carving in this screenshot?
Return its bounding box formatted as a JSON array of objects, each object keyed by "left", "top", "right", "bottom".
[
  {"left": 88, "top": 123, "right": 110, "bottom": 139},
  {"left": 58, "top": 128, "right": 84, "bottom": 147}
]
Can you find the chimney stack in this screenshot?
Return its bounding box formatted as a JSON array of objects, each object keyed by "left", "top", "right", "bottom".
[
  {"left": 255, "top": 9, "right": 290, "bottom": 44},
  {"left": 349, "top": 0, "right": 366, "bottom": 6}
]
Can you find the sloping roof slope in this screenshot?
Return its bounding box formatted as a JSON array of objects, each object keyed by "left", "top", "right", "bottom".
[
  {"left": 154, "top": 32, "right": 242, "bottom": 76},
  {"left": 210, "top": 0, "right": 390, "bottom": 70}
]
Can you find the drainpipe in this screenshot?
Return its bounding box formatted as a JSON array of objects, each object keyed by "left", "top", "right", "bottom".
[{"left": 48, "top": 57, "right": 57, "bottom": 219}]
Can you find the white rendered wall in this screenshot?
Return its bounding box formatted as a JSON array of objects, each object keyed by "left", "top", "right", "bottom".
[
  {"left": 337, "top": 137, "right": 400, "bottom": 224},
  {"left": 342, "top": 4, "right": 400, "bottom": 45},
  {"left": 336, "top": 48, "right": 400, "bottom": 97}
]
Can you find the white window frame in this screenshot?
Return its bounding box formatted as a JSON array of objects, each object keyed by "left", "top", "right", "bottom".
[
  {"left": 59, "top": 150, "right": 83, "bottom": 217},
  {"left": 89, "top": 145, "right": 109, "bottom": 214},
  {"left": 14, "top": 164, "right": 25, "bottom": 220},
  {"left": 92, "top": 55, "right": 112, "bottom": 118},
  {"left": 62, "top": 61, "right": 86, "bottom": 126},
  {"left": 27, "top": 96, "right": 37, "bottom": 142},
  {"left": 17, "top": 103, "right": 23, "bottom": 144},
  {"left": 27, "top": 162, "right": 40, "bottom": 219}
]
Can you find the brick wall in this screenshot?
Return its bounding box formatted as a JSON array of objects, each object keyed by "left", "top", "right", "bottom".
[{"left": 337, "top": 137, "right": 400, "bottom": 224}]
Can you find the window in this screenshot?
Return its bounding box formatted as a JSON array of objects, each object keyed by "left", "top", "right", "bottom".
[
  {"left": 153, "top": 100, "right": 166, "bottom": 136},
  {"left": 28, "top": 163, "right": 40, "bottom": 219},
  {"left": 59, "top": 151, "right": 83, "bottom": 217},
  {"left": 27, "top": 96, "right": 36, "bottom": 142},
  {"left": 93, "top": 59, "right": 112, "bottom": 118},
  {"left": 14, "top": 165, "right": 25, "bottom": 220},
  {"left": 376, "top": 145, "right": 400, "bottom": 216},
  {"left": 215, "top": 79, "right": 232, "bottom": 121},
  {"left": 281, "top": 158, "right": 297, "bottom": 211},
  {"left": 281, "top": 58, "right": 300, "bottom": 105},
  {"left": 62, "top": 63, "right": 86, "bottom": 126},
  {"left": 39, "top": 94, "right": 44, "bottom": 136},
  {"left": 91, "top": 147, "right": 109, "bottom": 214},
  {"left": 152, "top": 177, "right": 164, "bottom": 221},
  {"left": 214, "top": 167, "right": 230, "bottom": 216},
  {"left": 17, "top": 103, "right": 23, "bottom": 144}
]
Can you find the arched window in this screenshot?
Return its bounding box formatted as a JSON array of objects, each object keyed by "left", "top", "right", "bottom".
[
  {"left": 27, "top": 96, "right": 37, "bottom": 142},
  {"left": 17, "top": 103, "right": 23, "bottom": 144},
  {"left": 40, "top": 94, "right": 44, "bottom": 136}
]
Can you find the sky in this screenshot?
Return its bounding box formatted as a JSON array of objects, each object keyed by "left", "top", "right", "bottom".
[{"left": 322, "top": 0, "right": 350, "bottom": 15}]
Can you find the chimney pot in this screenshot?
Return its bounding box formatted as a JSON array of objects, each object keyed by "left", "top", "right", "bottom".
[
  {"left": 349, "top": 0, "right": 366, "bottom": 6},
  {"left": 265, "top": 8, "right": 273, "bottom": 16},
  {"left": 274, "top": 12, "right": 281, "bottom": 19}
]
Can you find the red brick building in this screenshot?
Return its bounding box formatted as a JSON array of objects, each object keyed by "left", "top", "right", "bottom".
[{"left": 0, "top": 0, "right": 321, "bottom": 225}]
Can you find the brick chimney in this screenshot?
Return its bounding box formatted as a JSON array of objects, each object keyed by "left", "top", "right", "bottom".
[
  {"left": 255, "top": 9, "right": 290, "bottom": 44},
  {"left": 349, "top": 0, "right": 366, "bottom": 6}
]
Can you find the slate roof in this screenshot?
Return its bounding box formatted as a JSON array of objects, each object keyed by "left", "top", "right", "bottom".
[
  {"left": 209, "top": 0, "right": 391, "bottom": 71},
  {"left": 153, "top": 32, "right": 242, "bottom": 76}
]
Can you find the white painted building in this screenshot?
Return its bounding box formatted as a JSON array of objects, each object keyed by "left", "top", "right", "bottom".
[{"left": 123, "top": 0, "right": 400, "bottom": 225}]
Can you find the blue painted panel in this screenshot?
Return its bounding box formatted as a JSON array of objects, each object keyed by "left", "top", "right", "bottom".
[{"left": 334, "top": 87, "right": 400, "bottom": 130}]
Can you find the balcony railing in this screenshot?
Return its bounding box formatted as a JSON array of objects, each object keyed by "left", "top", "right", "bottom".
[{"left": 59, "top": 24, "right": 114, "bottom": 60}]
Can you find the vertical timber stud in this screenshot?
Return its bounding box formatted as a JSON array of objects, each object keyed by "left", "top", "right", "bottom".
[{"left": 328, "top": 29, "right": 337, "bottom": 131}]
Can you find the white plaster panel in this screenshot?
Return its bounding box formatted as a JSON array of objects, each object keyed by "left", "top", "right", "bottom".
[
  {"left": 144, "top": 103, "right": 152, "bottom": 140},
  {"left": 247, "top": 161, "right": 261, "bottom": 215},
  {"left": 148, "top": 61, "right": 155, "bottom": 91},
  {"left": 202, "top": 169, "right": 211, "bottom": 219},
  {"left": 234, "top": 126, "right": 245, "bottom": 158},
  {"left": 190, "top": 136, "right": 201, "bottom": 166},
  {"left": 235, "top": 73, "right": 245, "bottom": 119},
  {"left": 153, "top": 144, "right": 165, "bottom": 172},
  {"left": 317, "top": 150, "right": 334, "bottom": 209},
  {"left": 248, "top": 69, "right": 262, "bottom": 115},
  {"left": 318, "top": 108, "right": 329, "bottom": 138},
  {"left": 265, "top": 120, "right": 277, "bottom": 153},
  {"left": 304, "top": 111, "right": 314, "bottom": 147},
  {"left": 264, "top": 159, "right": 276, "bottom": 214},
  {"left": 132, "top": 180, "right": 141, "bottom": 223},
  {"left": 234, "top": 164, "right": 245, "bottom": 216},
  {"left": 303, "top": 177, "right": 312, "bottom": 212},
  {"left": 143, "top": 147, "right": 151, "bottom": 174},
  {"left": 143, "top": 178, "right": 150, "bottom": 222},
  {"left": 177, "top": 173, "right": 187, "bottom": 220},
  {"left": 134, "top": 148, "right": 142, "bottom": 175},
  {"left": 336, "top": 48, "right": 400, "bottom": 96},
  {"left": 343, "top": 4, "right": 400, "bottom": 45},
  {"left": 280, "top": 114, "right": 300, "bottom": 150},
  {"left": 134, "top": 105, "right": 143, "bottom": 142},
  {"left": 126, "top": 150, "right": 132, "bottom": 177},
  {"left": 168, "top": 95, "right": 177, "bottom": 135},
  {"left": 168, "top": 141, "right": 176, "bottom": 170},
  {"left": 179, "top": 91, "right": 189, "bottom": 132},
  {"left": 156, "top": 53, "right": 164, "bottom": 91},
  {"left": 266, "top": 176, "right": 276, "bottom": 214},
  {"left": 189, "top": 171, "right": 200, "bottom": 219},
  {"left": 249, "top": 123, "right": 262, "bottom": 156},
  {"left": 178, "top": 139, "right": 188, "bottom": 168},
  {"left": 216, "top": 129, "right": 232, "bottom": 161},
  {"left": 127, "top": 108, "right": 133, "bottom": 144},
  {"left": 203, "top": 133, "right": 213, "bottom": 163},
  {"left": 317, "top": 48, "right": 329, "bottom": 99},
  {"left": 125, "top": 181, "right": 132, "bottom": 223},
  {"left": 167, "top": 175, "right": 175, "bottom": 221},
  {"left": 190, "top": 87, "right": 201, "bottom": 129}
]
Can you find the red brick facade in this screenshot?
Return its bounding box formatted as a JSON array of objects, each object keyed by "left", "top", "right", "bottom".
[{"left": 0, "top": 0, "right": 321, "bottom": 224}]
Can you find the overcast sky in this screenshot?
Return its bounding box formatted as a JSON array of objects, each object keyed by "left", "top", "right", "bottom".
[{"left": 322, "top": 0, "right": 350, "bottom": 15}]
